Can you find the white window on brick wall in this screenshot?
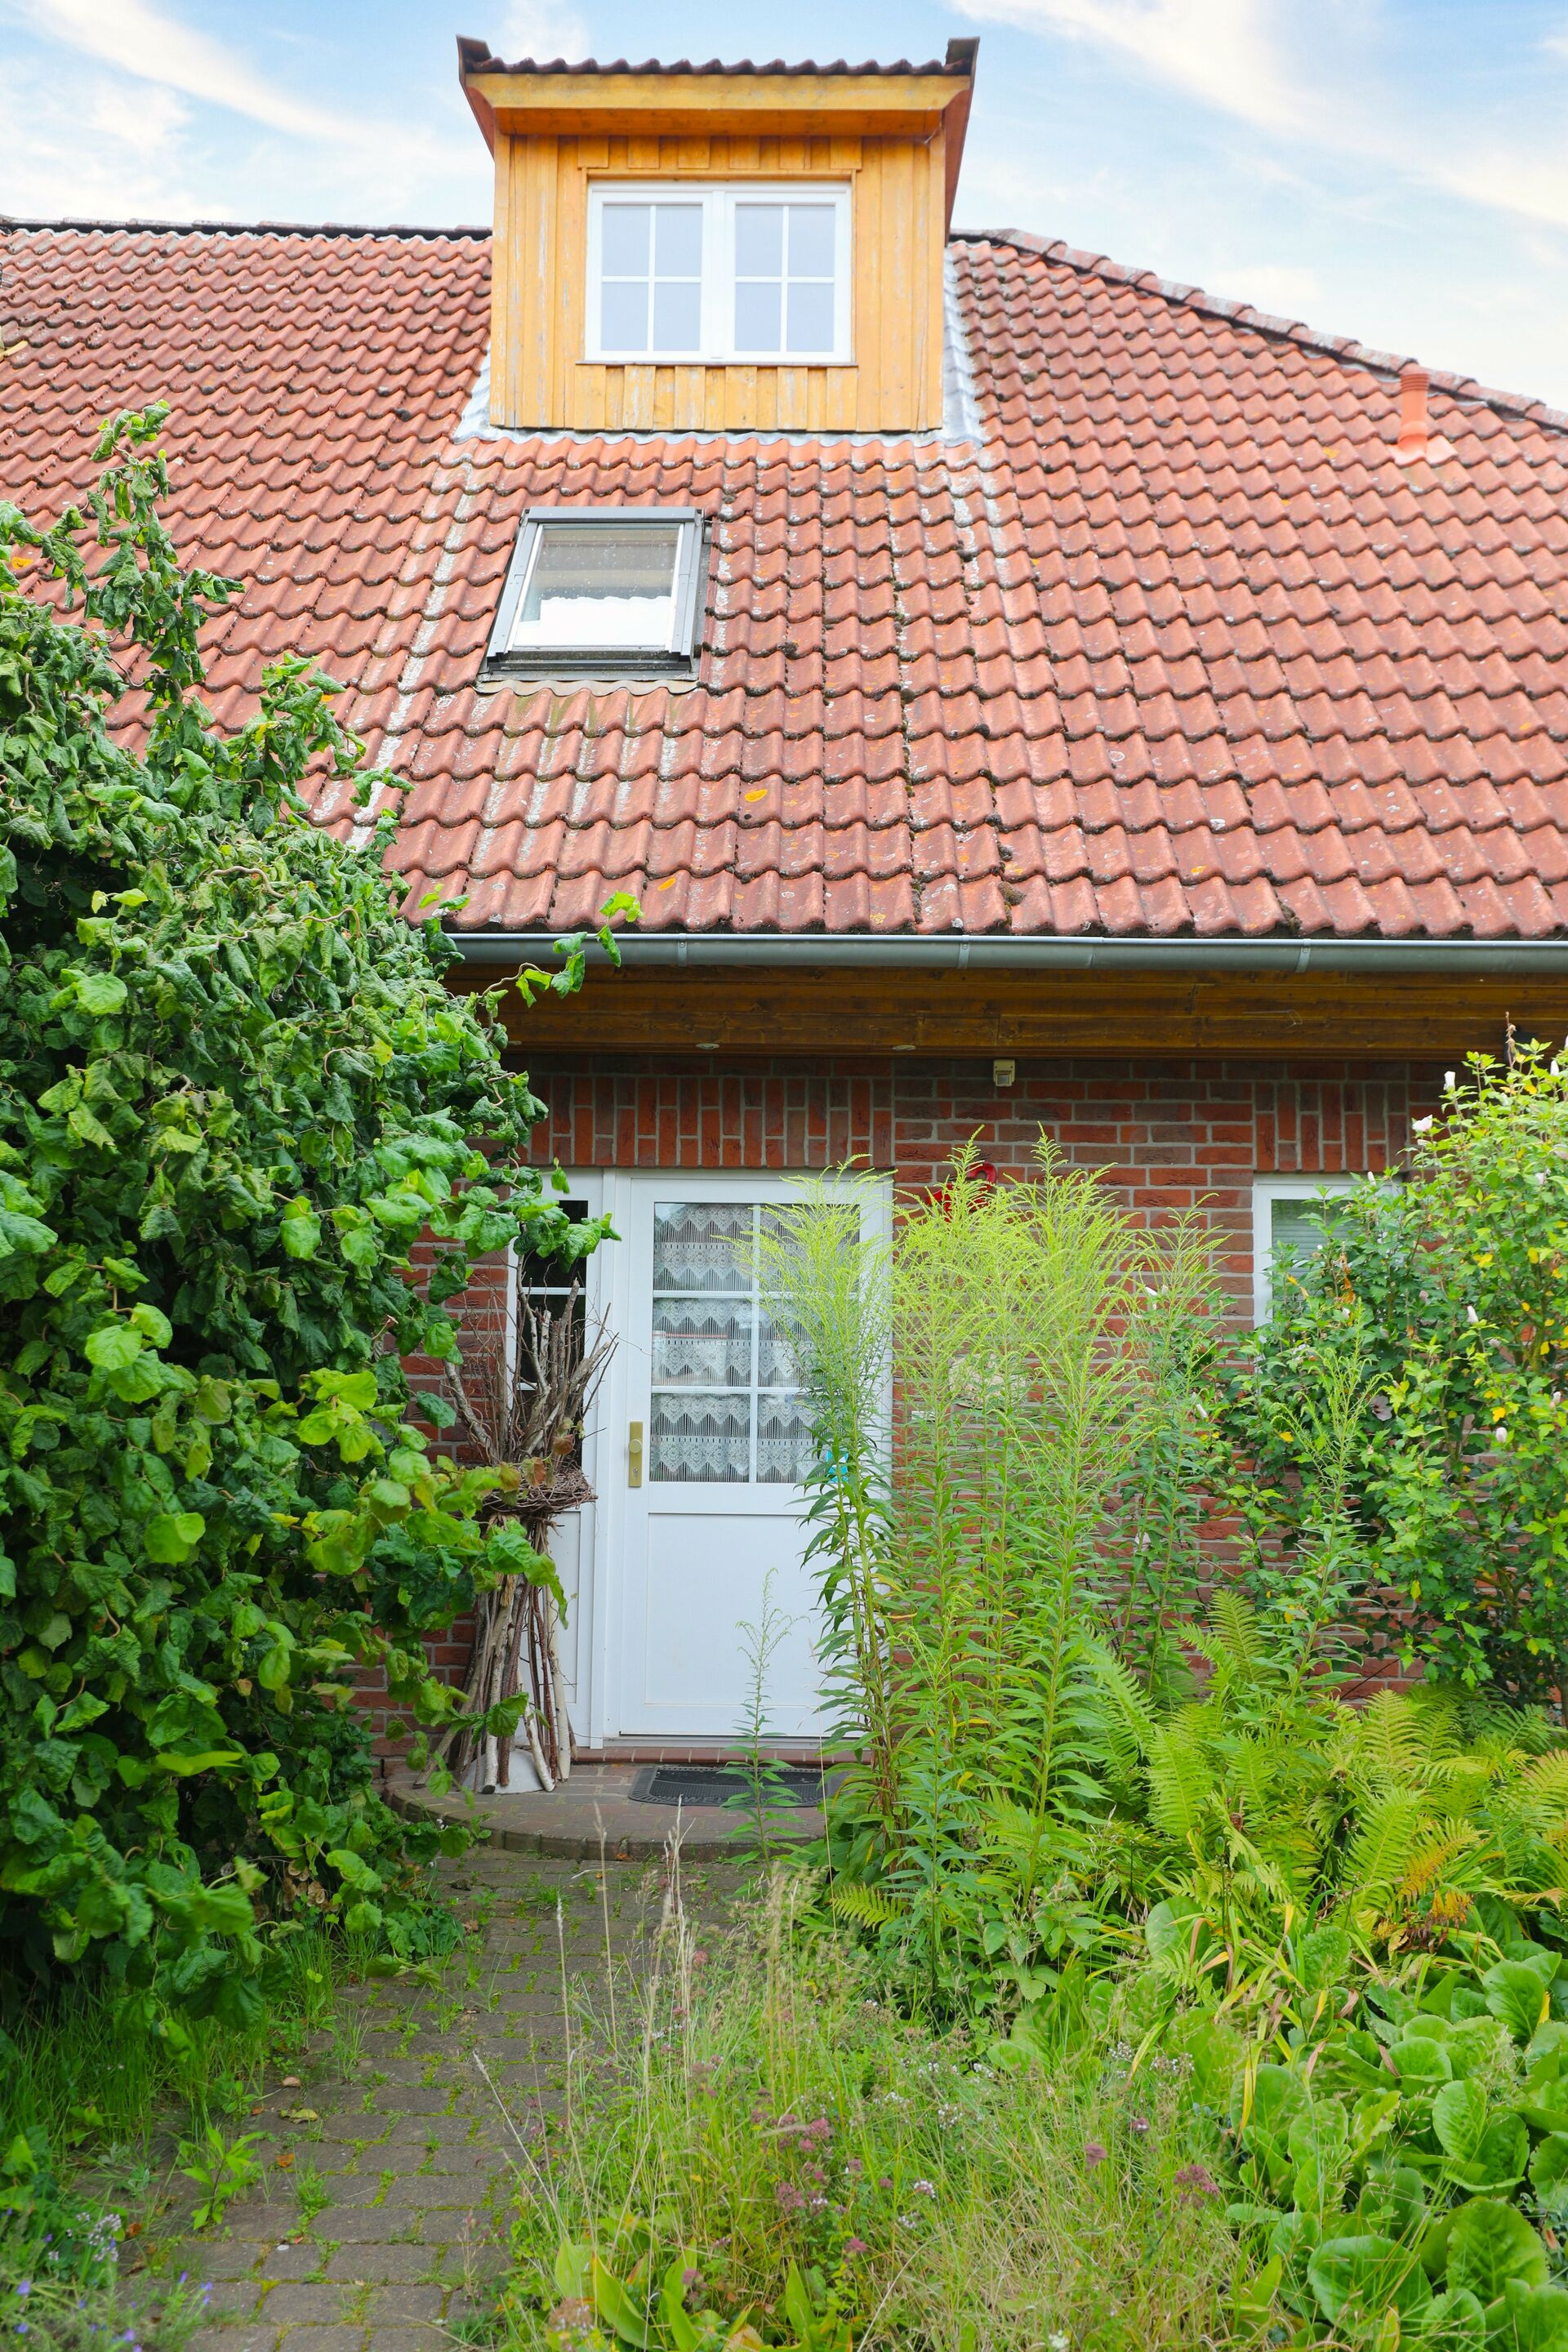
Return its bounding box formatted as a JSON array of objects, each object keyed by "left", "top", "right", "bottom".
[
  {"left": 585, "top": 183, "right": 852, "bottom": 365},
  {"left": 1251, "top": 1174, "right": 1363, "bottom": 1325}
]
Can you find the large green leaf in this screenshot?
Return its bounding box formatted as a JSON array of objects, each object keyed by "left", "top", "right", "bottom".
[
  {"left": 1307, "top": 2234, "right": 1433, "bottom": 2327},
  {"left": 1446, "top": 2200, "right": 1548, "bottom": 2301},
  {"left": 1486, "top": 1963, "right": 1553, "bottom": 2047}
]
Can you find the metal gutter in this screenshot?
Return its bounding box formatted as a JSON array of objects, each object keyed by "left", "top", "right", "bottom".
[{"left": 446, "top": 931, "right": 1568, "bottom": 975}]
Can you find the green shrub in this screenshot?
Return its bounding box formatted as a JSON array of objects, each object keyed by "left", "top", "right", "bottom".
[
  {"left": 1222, "top": 1047, "right": 1568, "bottom": 1700},
  {"left": 0, "top": 406, "right": 622, "bottom": 2014},
  {"left": 754, "top": 1144, "right": 1221, "bottom": 2009}
]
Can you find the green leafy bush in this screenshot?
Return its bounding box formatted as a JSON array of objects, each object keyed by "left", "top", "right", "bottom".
[
  {"left": 754, "top": 1145, "right": 1221, "bottom": 2010},
  {"left": 0, "top": 407, "right": 617, "bottom": 2014},
  {"left": 1222, "top": 1048, "right": 1568, "bottom": 1700}
]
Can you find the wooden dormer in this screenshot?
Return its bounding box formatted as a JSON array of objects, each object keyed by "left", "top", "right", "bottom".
[{"left": 457, "top": 40, "right": 978, "bottom": 435}]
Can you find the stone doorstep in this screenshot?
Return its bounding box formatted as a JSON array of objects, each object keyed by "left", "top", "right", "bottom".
[{"left": 385, "top": 1761, "right": 824, "bottom": 1860}]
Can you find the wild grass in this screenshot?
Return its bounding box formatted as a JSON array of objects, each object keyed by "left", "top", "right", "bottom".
[
  {"left": 0, "top": 1912, "right": 387, "bottom": 2296},
  {"left": 494, "top": 1865, "right": 1254, "bottom": 2352}
]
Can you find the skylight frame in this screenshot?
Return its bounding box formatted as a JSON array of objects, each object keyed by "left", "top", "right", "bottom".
[
  {"left": 483, "top": 507, "right": 708, "bottom": 684},
  {"left": 583, "top": 182, "right": 853, "bottom": 368}
]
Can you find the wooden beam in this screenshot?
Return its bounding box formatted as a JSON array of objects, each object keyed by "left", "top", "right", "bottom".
[
  {"left": 467, "top": 69, "right": 964, "bottom": 131},
  {"left": 450, "top": 962, "right": 1568, "bottom": 1062}
]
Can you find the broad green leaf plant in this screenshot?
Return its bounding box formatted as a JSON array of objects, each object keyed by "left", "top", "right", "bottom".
[{"left": 0, "top": 405, "right": 632, "bottom": 2015}]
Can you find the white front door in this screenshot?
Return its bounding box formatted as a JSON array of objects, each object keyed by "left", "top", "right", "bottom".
[{"left": 614, "top": 1176, "right": 831, "bottom": 1742}]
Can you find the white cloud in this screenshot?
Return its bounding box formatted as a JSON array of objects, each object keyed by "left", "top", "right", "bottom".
[
  {"left": 4, "top": 0, "right": 476, "bottom": 189},
  {"left": 11, "top": 0, "right": 362, "bottom": 141},
  {"left": 958, "top": 0, "right": 1568, "bottom": 237},
  {"left": 0, "top": 60, "right": 215, "bottom": 217},
  {"left": 956, "top": 0, "right": 1308, "bottom": 133},
  {"left": 497, "top": 0, "right": 591, "bottom": 65}
]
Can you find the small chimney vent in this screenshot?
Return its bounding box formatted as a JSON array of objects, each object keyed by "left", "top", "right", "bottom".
[{"left": 1393, "top": 366, "right": 1455, "bottom": 467}]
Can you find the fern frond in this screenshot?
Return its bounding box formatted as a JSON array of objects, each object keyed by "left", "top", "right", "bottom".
[
  {"left": 829, "top": 1880, "right": 908, "bottom": 1929},
  {"left": 1147, "top": 1726, "right": 1217, "bottom": 1846},
  {"left": 1340, "top": 1791, "right": 1429, "bottom": 1905},
  {"left": 1522, "top": 1752, "right": 1568, "bottom": 1818},
  {"left": 1080, "top": 1637, "right": 1157, "bottom": 1757},
  {"left": 1344, "top": 1691, "right": 1435, "bottom": 1791},
  {"left": 1396, "top": 1820, "right": 1483, "bottom": 1904}
]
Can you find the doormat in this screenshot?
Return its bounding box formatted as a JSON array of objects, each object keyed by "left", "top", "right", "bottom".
[{"left": 628, "top": 1763, "right": 831, "bottom": 1809}]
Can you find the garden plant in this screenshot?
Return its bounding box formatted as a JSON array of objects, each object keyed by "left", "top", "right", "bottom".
[
  {"left": 0, "top": 406, "right": 626, "bottom": 2292},
  {"left": 504, "top": 1094, "right": 1568, "bottom": 2351}
]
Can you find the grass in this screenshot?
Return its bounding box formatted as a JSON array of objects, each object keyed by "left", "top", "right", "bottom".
[
  {"left": 492, "top": 1862, "right": 1257, "bottom": 2352},
  {"left": 0, "top": 1904, "right": 457, "bottom": 2334}
]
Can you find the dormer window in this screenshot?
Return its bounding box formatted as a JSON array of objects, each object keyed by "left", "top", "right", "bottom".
[
  {"left": 585, "top": 185, "right": 852, "bottom": 365},
  {"left": 484, "top": 509, "right": 706, "bottom": 684}
]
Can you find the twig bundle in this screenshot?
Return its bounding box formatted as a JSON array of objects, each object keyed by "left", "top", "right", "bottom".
[{"left": 435, "top": 1278, "right": 613, "bottom": 1792}]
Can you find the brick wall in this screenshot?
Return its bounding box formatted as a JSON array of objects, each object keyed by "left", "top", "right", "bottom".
[
  {"left": 364, "top": 1049, "right": 1439, "bottom": 1765},
  {"left": 519, "top": 1051, "right": 1441, "bottom": 1316}
]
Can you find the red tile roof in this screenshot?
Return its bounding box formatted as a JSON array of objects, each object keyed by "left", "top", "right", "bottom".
[{"left": 4, "top": 216, "right": 1568, "bottom": 942}]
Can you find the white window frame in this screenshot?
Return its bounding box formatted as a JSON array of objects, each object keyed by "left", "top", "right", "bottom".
[
  {"left": 1251, "top": 1174, "right": 1365, "bottom": 1325},
  {"left": 584, "top": 181, "right": 853, "bottom": 366},
  {"left": 483, "top": 506, "right": 707, "bottom": 683}
]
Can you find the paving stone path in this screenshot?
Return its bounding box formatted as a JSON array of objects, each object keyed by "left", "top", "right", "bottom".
[{"left": 150, "top": 1844, "right": 733, "bottom": 2352}]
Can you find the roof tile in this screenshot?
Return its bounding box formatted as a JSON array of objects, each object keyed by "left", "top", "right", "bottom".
[{"left": 8, "top": 218, "right": 1568, "bottom": 940}]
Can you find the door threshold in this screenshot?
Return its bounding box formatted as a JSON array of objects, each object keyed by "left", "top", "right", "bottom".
[{"left": 574, "top": 1740, "right": 833, "bottom": 1765}]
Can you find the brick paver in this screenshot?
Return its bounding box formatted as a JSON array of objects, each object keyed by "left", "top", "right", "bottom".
[{"left": 145, "top": 1846, "right": 728, "bottom": 2352}]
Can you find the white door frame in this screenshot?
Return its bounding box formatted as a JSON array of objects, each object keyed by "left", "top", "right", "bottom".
[{"left": 546, "top": 1166, "right": 888, "bottom": 1748}]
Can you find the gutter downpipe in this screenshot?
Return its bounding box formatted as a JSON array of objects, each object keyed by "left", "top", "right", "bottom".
[{"left": 445, "top": 932, "right": 1568, "bottom": 977}]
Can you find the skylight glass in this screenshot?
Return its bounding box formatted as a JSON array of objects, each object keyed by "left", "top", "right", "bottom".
[
  {"left": 510, "top": 522, "right": 683, "bottom": 653},
  {"left": 486, "top": 509, "right": 706, "bottom": 681}
]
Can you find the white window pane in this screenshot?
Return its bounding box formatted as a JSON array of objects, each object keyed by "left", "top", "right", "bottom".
[
  {"left": 652, "top": 1298, "right": 754, "bottom": 1388},
  {"left": 650, "top": 1393, "right": 751, "bottom": 1484},
  {"left": 734, "top": 203, "right": 784, "bottom": 276},
  {"left": 653, "top": 203, "right": 703, "bottom": 276},
  {"left": 511, "top": 523, "right": 680, "bottom": 651},
  {"left": 786, "top": 203, "right": 835, "bottom": 278},
  {"left": 1270, "top": 1196, "right": 1347, "bottom": 1271},
  {"left": 785, "top": 278, "right": 835, "bottom": 354},
  {"left": 653, "top": 1202, "right": 752, "bottom": 1293},
  {"left": 600, "top": 203, "right": 651, "bottom": 277},
  {"left": 599, "top": 277, "right": 648, "bottom": 353},
  {"left": 652, "top": 276, "right": 702, "bottom": 352},
  {"left": 734, "top": 278, "right": 782, "bottom": 353}
]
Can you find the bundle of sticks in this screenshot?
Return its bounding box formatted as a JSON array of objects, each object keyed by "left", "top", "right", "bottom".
[{"left": 431, "top": 1277, "right": 612, "bottom": 1793}]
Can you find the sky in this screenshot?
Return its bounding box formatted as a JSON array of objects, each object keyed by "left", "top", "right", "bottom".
[{"left": 6, "top": 0, "right": 1568, "bottom": 407}]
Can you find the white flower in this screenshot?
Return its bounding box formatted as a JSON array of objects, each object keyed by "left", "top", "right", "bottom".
[
  {"left": 1466, "top": 1304, "right": 1479, "bottom": 1324},
  {"left": 1413, "top": 1115, "right": 1433, "bottom": 1133},
  {"left": 1049, "top": 2335, "right": 1071, "bottom": 2350},
  {"left": 1445, "top": 1070, "right": 1456, "bottom": 1090}
]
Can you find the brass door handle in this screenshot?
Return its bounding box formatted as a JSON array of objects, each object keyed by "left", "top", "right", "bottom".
[{"left": 628, "top": 1419, "right": 644, "bottom": 1487}]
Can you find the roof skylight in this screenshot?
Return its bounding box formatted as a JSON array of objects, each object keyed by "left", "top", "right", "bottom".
[{"left": 485, "top": 508, "right": 706, "bottom": 682}]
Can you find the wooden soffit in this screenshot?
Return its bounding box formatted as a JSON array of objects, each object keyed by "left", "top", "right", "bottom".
[{"left": 452, "top": 961, "right": 1568, "bottom": 1064}]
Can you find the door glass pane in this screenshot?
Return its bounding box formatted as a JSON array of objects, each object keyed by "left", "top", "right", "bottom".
[
  {"left": 650, "top": 1393, "right": 751, "bottom": 1484},
  {"left": 649, "top": 1199, "right": 815, "bottom": 1485},
  {"left": 757, "top": 1393, "right": 813, "bottom": 1486},
  {"left": 653, "top": 1202, "right": 753, "bottom": 1292},
  {"left": 652, "top": 1297, "right": 753, "bottom": 1387}
]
